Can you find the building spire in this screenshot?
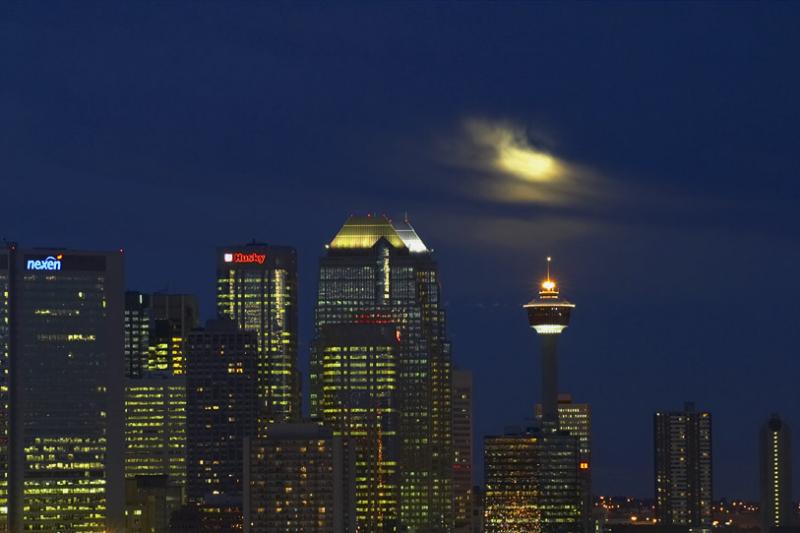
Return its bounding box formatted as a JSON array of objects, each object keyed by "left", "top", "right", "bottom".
[{"left": 540, "top": 256, "right": 558, "bottom": 298}]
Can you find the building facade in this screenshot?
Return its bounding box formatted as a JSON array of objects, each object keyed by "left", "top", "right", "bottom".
[
  {"left": 654, "top": 402, "right": 712, "bottom": 531},
  {"left": 5, "top": 247, "right": 125, "bottom": 531},
  {"left": 244, "top": 423, "right": 355, "bottom": 533},
  {"left": 311, "top": 215, "right": 453, "bottom": 532},
  {"left": 483, "top": 430, "right": 540, "bottom": 533},
  {"left": 760, "top": 413, "right": 793, "bottom": 532},
  {"left": 453, "top": 368, "right": 474, "bottom": 533},
  {"left": 185, "top": 319, "right": 258, "bottom": 527},
  {"left": 217, "top": 244, "right": 299, "bottom": 426}
]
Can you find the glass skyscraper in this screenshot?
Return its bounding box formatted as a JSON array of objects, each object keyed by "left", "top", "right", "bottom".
[
  {"left": 217, "top": 244, "right": 299, "bottom": 427},
  {"left": 4, "top": 247, "right": 124, "bottom": 532},
  {"left": 311, "top": 215, "right": 453, "bottom": 532}
]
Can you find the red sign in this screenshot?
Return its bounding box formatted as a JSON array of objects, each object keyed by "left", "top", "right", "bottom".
[{"left": 224, "top": 252, "right": 266, "bottom": 264}]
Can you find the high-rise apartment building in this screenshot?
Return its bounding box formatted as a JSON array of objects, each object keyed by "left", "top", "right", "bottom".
[
  {"left": 311, "top": 215, "right": 453, "bottom": 532},
  {"left": 125, "top": 291, "right": 151, "bottom": 379},
  {"left": 313, "top": 323, "right": 400, "bottom": 530},
  {"left": 453, "top": 368, "right": 474, "bottom": 533},
  {"left": 483, "top": 429, "right": 540, "bottom": 533},
  {"left": 185, "top": 319, "right": 258, "bottom": 527},
  {"left": 217, "top": 244, "right": 299, "bottom": 426},
  {"left": 760, "top": 413, "right": 793, "bottom": 532},
  {"left": 654, "top": 402, "right": 712, "bottom": 531},
  {"left": 3, "top": 247, "right": 124, "bottom": 531},
  {"left": 244, "top": 423, "right": 356, "bottom": 533}
]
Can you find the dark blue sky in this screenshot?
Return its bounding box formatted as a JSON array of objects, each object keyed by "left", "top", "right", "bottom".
[{"left": 4, "top": 3, "right": 800, "bottom": 498}]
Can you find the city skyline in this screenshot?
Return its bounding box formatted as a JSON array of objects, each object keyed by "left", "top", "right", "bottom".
[{"left": 5, "top": 3, "right": 800, "bottom": 501}]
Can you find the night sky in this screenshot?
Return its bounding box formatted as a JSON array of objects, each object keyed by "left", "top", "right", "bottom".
[{"left": 4, "top": 3, "right": 800, "bottom": 499}]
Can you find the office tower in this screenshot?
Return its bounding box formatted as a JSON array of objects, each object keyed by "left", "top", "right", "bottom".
[
  {"left": 654, "top": 402, "right": 712, "bottom": 531},
  {"left": 244, "top": 422, "right": 356, "bottom": 533},
  {"left": 125, "top": 291, "right": 152, "bottom": 378},
  {"left": 453, "top": 368, "right": 474, "bottom": 533},
  {"left": 536, "top": 394, "right": 592, "bottom": 533},
  {"left": 760, "top": 414, "right": 793, "bottom": 532},
  {"left": 311, "top": 214, "right": 453, "bottom": 532},
  {"left": 483, "top": 429, "right": 540, "bottom": 533},
  {"left": 151, "top": 293, "right": 200, "bottom": 337},
  {"left": 4, "top": 247, "right": 124, "bottom": 531},
  {"left": 524, "top": 257, "right": 575, "bottom": 430},
  {"left": 313, "top": 324, "right": 399, "bottom": 530},
  {"left": 0, "top": 251, "right": 9, "bottom": 528},
  {"left": 185, "top": 319, "right": 258, "bottom": 528},
  {"left": 217, "top": 244, "right": 299, "bottom": 426},
  {"left": 148, "top": 319, "right": 186, "bottom": 375},
  {"left": 125, "top": 475, "right": 183, "bottom": 533},
  {"left": 124, "top": 375, "right": 187, "bottom": 485}
]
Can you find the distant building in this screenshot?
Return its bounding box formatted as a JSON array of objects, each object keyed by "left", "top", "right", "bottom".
[
  {"left": 536, "top": 394, "right": 592, "bottom": 532},
  {"left": 217, "top": 243, "right": 299, "bottom": 425},
  {"left": 125, "top": 291, "right": 152, "bottom": 378},
  {"left": 3, "top": 247, "right": 125, "bottom": 531},
  {"left": 185, "top": 319, "right": 258, "bottom": 527},
  {"left": 311, "top": 215, "right": 453, "bottom": 532},
  {"left": 244, "top": 423, "right": 356, "bottom": 533},
  {"left": 453, "top": 368, "right": 474, "bottom": 533},
  {"left": 760, "top": 413, "right": 794, "bottom": 532},
  {"left": 125, "top": 475, "right": 183, "bottom": 533},
  {"left": 483, "top": 429, "right": 540, "bottom": 533},
  {"left": 125, "top": 375, "right": 187, "bottom": 485},
  {"left": 654, "top": 402, "right": 712, "bottom": 531}
]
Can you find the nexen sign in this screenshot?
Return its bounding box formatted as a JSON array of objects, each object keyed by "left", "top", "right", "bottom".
[{"left": 27, "top": 255, "right": 62, "bottom": 271}]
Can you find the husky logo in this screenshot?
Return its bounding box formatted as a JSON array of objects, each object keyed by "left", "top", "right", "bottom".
[
  {"left": 27, "top": 254, "right": 63, "bottom": 271},
  {"left": 224, "top": 252, "right": 267, "bottom": 265}
]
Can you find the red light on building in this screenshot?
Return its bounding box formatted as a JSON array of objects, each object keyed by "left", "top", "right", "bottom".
[{"left": 224, "top": 252, "right": 267, "bottom": 265}]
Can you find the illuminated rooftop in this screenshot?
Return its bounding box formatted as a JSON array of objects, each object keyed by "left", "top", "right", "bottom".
[{"left": 328, "top": 214, "right": 429, "bottom": 253}]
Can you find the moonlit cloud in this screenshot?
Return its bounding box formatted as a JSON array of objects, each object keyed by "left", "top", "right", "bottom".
[{"left": 443, "top": 118, "right": 611, "bottom": 207}]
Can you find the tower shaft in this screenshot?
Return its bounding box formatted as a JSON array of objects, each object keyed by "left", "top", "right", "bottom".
[{"left": 540, "top": 334, "right": 559, "bottom": 429}]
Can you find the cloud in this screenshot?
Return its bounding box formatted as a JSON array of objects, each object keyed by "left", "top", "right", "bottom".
[{"left": 441, "top": 117, "right": 613, "bottom": 207}]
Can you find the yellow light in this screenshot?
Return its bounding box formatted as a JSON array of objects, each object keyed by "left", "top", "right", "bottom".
[{"left": 541, "top": 280, "right": 556, "bottom": 291}]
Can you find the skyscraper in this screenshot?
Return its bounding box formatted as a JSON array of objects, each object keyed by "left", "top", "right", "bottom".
[
  {"left": 185, "top": 319, "right": 258, "bottom": 528},
  {"left": 217, "top": 244, "right": 299, "bottom": 426},
  {"left": 524, "top": 259, "right": 582, "bottom": 533},
  {"left": 453, "top": 368, "right": 474, "bottom": 533},
  {"left": 244, "top": 423, "right": 356, "bottom": 533},
  {"left": 5, "top": 247, "right": 124, "bottom": 531},
  {"left": 536, "top": 394, "right": 592, "bottom": 533},
  {"left": 124, "top": 376, "right": 187, "bottom": 485},
  {"left": 125, "top": 291, "right": 151, "bottom": 378},
  {"left": 311, "top": 215, "right": 453, "bottom": 532},
  {"left": 760, "top": 413, "right": 793, "bottom": 532},
  {"left": 313, "top": 323, "right": 400, "bottom": 530},
  {"left": 483, "top": 429, "right": 540, "bottom": 533},
  {"left": 654, "top": 402, "right": 712, "bottom": 531}
]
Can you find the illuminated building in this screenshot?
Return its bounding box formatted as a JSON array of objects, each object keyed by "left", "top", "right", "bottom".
[
  {"left": 125, "top": 291, "right": 151, "bottom": 378},
  {"left": 524, "top": 259, "right": 582, "bottom": 533},
  {"left": 5, "top": 247, "right": 124, "bottom": 531},
  {"left": 536, "top": 394, "right": 592, "bottom": 533},
  {"left": 0, "top": 251, "right": 9, "bottom": 528},
  {"left": 312, "top": 324, "right": 400, "bottom": 531},
  {"left": 483, "top": 429, "right": 540, "bottom": 533},
  {"left": 654, "top": 402, "right": 712, "bottom": 531},
  {"left": 124, "top": 376, "right": 187, "bottom": 485},
  {"left": 125, "top": 474, "right": 183, "bottom": 533},
  {"left": 453, "top": 368, "right": 474, "bottom": 533},
  {"left": 125, "top": 291, "right": 199, "bottom": 378},
  {"left": 244, "top": 423, "right": 356, "bottom": 533},
  {"left": 760, "top": 414, "right": 793, "bottom": 532},
  {"left": 185, "top": 319, "right": 258, "bottom": 528},
  {"left": 311, "top": 215, "right": 453, "bottom": 532},
  {"left": 217, "top": 243, "right": 299, "bottom": 426}
]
